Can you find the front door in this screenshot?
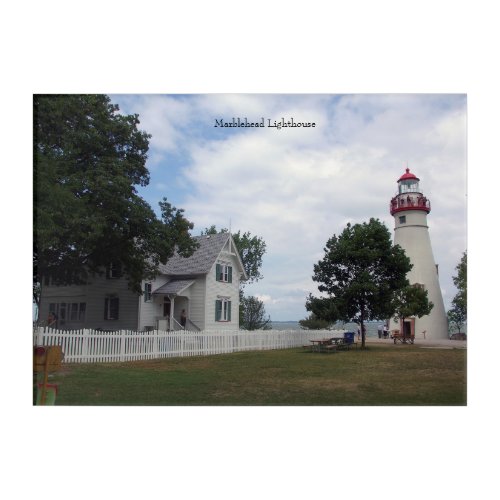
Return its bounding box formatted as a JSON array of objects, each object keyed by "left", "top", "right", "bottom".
[
  {"left": 403, "top": 318, "right": 415, "bottom": 337},
  {"left": 163, "top": 297, "right": 171, "bottom": 317}
]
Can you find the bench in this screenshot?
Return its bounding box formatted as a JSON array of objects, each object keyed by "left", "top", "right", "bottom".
[{"left": 322, "top": 344, "right": 337, "bottom": 353}]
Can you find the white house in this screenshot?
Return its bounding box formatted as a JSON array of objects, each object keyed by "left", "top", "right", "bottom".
[{"left": 39, "top": 232, "right": 247, "bottom": 331}]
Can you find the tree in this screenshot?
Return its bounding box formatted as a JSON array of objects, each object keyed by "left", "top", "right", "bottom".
[
  {"left": 391, "top": 285, "right": 434, "bottom": 335},
  {"left": 240, "top": 296, "right": 271, "bottom": 330},
  {"left": 447, "top": 307, "right": 466, "bottom": 335},
  {"left": 451, "top": 252, "right": 467, "bottom": 318},
  {"left": 34, "top": 94, "right": 197, "bottom": 298},
  {"left": 446, "top": 252, "right": 467, "bottom": 337},
  {"left": 307, "top": 218, "right": 412, "bottom": 348},
  {"left": 299, "top": 313, "right": 332, "bottom": 330}
]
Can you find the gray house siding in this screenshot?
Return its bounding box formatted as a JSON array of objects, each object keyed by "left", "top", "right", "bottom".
[{"left": 40, "top": 276, "right": 140, "bottom": 330}]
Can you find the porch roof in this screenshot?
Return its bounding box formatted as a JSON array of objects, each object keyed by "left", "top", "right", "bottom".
[{"left": 152, "top": 279, "right": 195, "bottom": 296}]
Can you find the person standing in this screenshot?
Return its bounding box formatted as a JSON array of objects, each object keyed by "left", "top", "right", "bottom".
[
  {"left": 180, "top": 309, "right": 187, "bottom": 329},
  {"left": 47, "top": 312, "right": 57, "bottom": 328}
]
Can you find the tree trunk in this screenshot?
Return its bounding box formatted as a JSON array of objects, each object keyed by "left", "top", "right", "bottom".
[{"left": 360, "top": 308, "right": 366, "bottom": 349}]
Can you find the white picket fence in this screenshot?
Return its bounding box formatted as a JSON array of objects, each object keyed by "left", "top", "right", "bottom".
[{"left": 33, "top": 327, "right": 346, "bottom": 363}]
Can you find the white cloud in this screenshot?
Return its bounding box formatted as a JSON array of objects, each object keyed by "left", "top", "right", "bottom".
[{"left": 114, "top": 94, "right": 467, "bottom": 320}]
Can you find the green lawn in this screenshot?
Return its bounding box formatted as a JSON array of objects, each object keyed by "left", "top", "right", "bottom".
[{"left": 42, "top": 345, "right": 467, "bottom": 406}]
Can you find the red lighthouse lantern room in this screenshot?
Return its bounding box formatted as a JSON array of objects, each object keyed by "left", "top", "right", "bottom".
[{"left": 390, "top": 168, "right": 431, "bottom": 215}]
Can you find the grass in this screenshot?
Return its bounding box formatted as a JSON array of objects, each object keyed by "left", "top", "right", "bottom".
[{"left": 43, "top": 345, "right": 467, "bottom": 406}]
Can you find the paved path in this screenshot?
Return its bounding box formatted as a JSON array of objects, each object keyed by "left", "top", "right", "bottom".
[{"left": 363, "top": 337, "right": 467, "bottom": 349}]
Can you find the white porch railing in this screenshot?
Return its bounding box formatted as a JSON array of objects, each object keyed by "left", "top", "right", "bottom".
[{"left": 33, "top": 327, "right": 347, "bottom": 363}]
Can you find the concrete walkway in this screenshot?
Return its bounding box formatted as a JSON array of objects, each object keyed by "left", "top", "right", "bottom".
[{"left": 363, "top": 337, "right": 467, "bottom": 349}]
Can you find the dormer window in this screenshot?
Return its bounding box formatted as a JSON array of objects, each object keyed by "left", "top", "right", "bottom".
[
  {"left": 216, "top": 263, "right": 232, "bottom": 283},
  {"left": 106, "top": 262, "right": 122, "bottom": 279}
]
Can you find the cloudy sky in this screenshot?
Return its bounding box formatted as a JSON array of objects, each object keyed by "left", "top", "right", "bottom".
[{"left": 111, "top": 94, "right": 467, "bottom": 321}]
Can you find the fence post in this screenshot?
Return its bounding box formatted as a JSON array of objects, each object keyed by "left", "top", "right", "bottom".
[
  {"left": 35, "top": 327, "right": 44, "bottom": 346},
  {"left": 154, "top": 329, "right": 159, "bottom": 358},
  {"left": 82, "top": 329, "right": 89, "bottom": 363},
  {"left": 120, "top": 330, "right": 126, "bottom": 362}
]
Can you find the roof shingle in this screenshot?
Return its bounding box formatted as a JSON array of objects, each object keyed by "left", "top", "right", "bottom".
[{"left": 158, "top": 233, "right": 231, "bottom": 276}]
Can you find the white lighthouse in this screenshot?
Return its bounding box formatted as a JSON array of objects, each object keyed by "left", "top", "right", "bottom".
[{"left": 389, "top": 168, "right": 448, "bottom": 340}]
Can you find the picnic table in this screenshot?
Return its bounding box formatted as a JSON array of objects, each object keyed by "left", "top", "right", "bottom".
[
  {"left": 392, "top": 332, "right": 415, "bottom": 344},
  {"left": 306, "top": 337, "right": 358, "bottom": 353},
  {"left": 309, "top": 339, "right": 335, "bottom": 353}
]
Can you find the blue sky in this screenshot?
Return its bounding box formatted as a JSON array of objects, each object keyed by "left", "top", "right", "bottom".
[{"left": 110, "top": 94, "right": 467, "bottom": 321}]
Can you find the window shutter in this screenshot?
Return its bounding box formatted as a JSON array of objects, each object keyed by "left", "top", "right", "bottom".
[
  {"left": 228, "top": 301, "right": 231, "bottom": 321},
  {"left": 216, "top": 263, "right": 221, "bottom": 282},
  {"left": 215, "top": 300, "right": 222, "bottom": 321},
  {"left": 104, "top": 298, "right": 109, "bottom": 319},
  {"left": 111, "top": 297, "right": 119, "bottom": 320},
  {"left": 228, "top": 266, "right": 232, "bottom": 283}
]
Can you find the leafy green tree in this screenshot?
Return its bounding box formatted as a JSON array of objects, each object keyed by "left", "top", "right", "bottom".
[
  {"left": 34, "top": 94, "right": 197, "bottom": 297},
  {"left": 299, "top": 313, "right": 332, "bottom": 330},
  {"left": 447, "top": 307, "right": 466, "bottom": 335},
  {"left": 391, "top": 285, "right": 434, "bottom": 335},
  {"left": 452, "top": 252, "right": 467, "bottom": 319},
  {"left": 240, "top": 296, "right": 271, "bottom": 330},
  {"left": 307, "top": 218, "right": 412, "bottom": 348}
]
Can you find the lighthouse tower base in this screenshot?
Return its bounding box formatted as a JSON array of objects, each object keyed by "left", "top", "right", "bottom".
[{"left": 389, "top": 306, "right": 449, "bottom": 341}]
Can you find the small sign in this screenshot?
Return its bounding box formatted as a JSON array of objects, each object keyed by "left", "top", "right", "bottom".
[{"left": 33, "top": 346, "right": 63, "bottom": 373}]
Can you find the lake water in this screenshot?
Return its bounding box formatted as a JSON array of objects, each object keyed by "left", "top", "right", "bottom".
[{"left": 270, "top": 321, "right": 384, "bottom": 337}]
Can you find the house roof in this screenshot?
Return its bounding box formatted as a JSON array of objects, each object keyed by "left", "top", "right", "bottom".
[
  {"left": 153, "top": 279, "right": 195, "bottom": 295},
  {"left": 158, "top": 233, "right": 246, "bottom": 278}
]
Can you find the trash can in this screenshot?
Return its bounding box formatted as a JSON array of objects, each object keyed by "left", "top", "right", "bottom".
[{"left": 344, "top": 331, "right": 355, "bottom": 344}]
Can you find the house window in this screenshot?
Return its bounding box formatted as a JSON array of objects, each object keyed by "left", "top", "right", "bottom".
[
  {"left": 78, "top": 303, "right": 86, "bottom": 321},
  {"left": 399, "top": 216, "right": 406, "bottom": 224},
  {"left": 215, "top": 299, "right": 232, "bottom": 322},
  {"left": 216, "top": 263, "right": 232, "bottom": 283},
  {"left": 48, "top": 302, "right": 86, "bottom": 325},
  {"left": 104, "top": 296, "right": 120, "bottom": 320},
  {"left": 70, "top": 303, "right": 79, "bottom": 321},
  {"left": 106, "top": 262, "right": 122, "bottom": 279},
  {"left": 144, "top": 282, "right": 152, "bottom": 302},
  {"left": 59, "top": 303, "right": 66, "bottom": 325}
]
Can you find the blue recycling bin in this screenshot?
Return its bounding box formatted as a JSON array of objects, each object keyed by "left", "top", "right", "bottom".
[{"left": 344, "top": 331, "right": 355, "bottom": 344}]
